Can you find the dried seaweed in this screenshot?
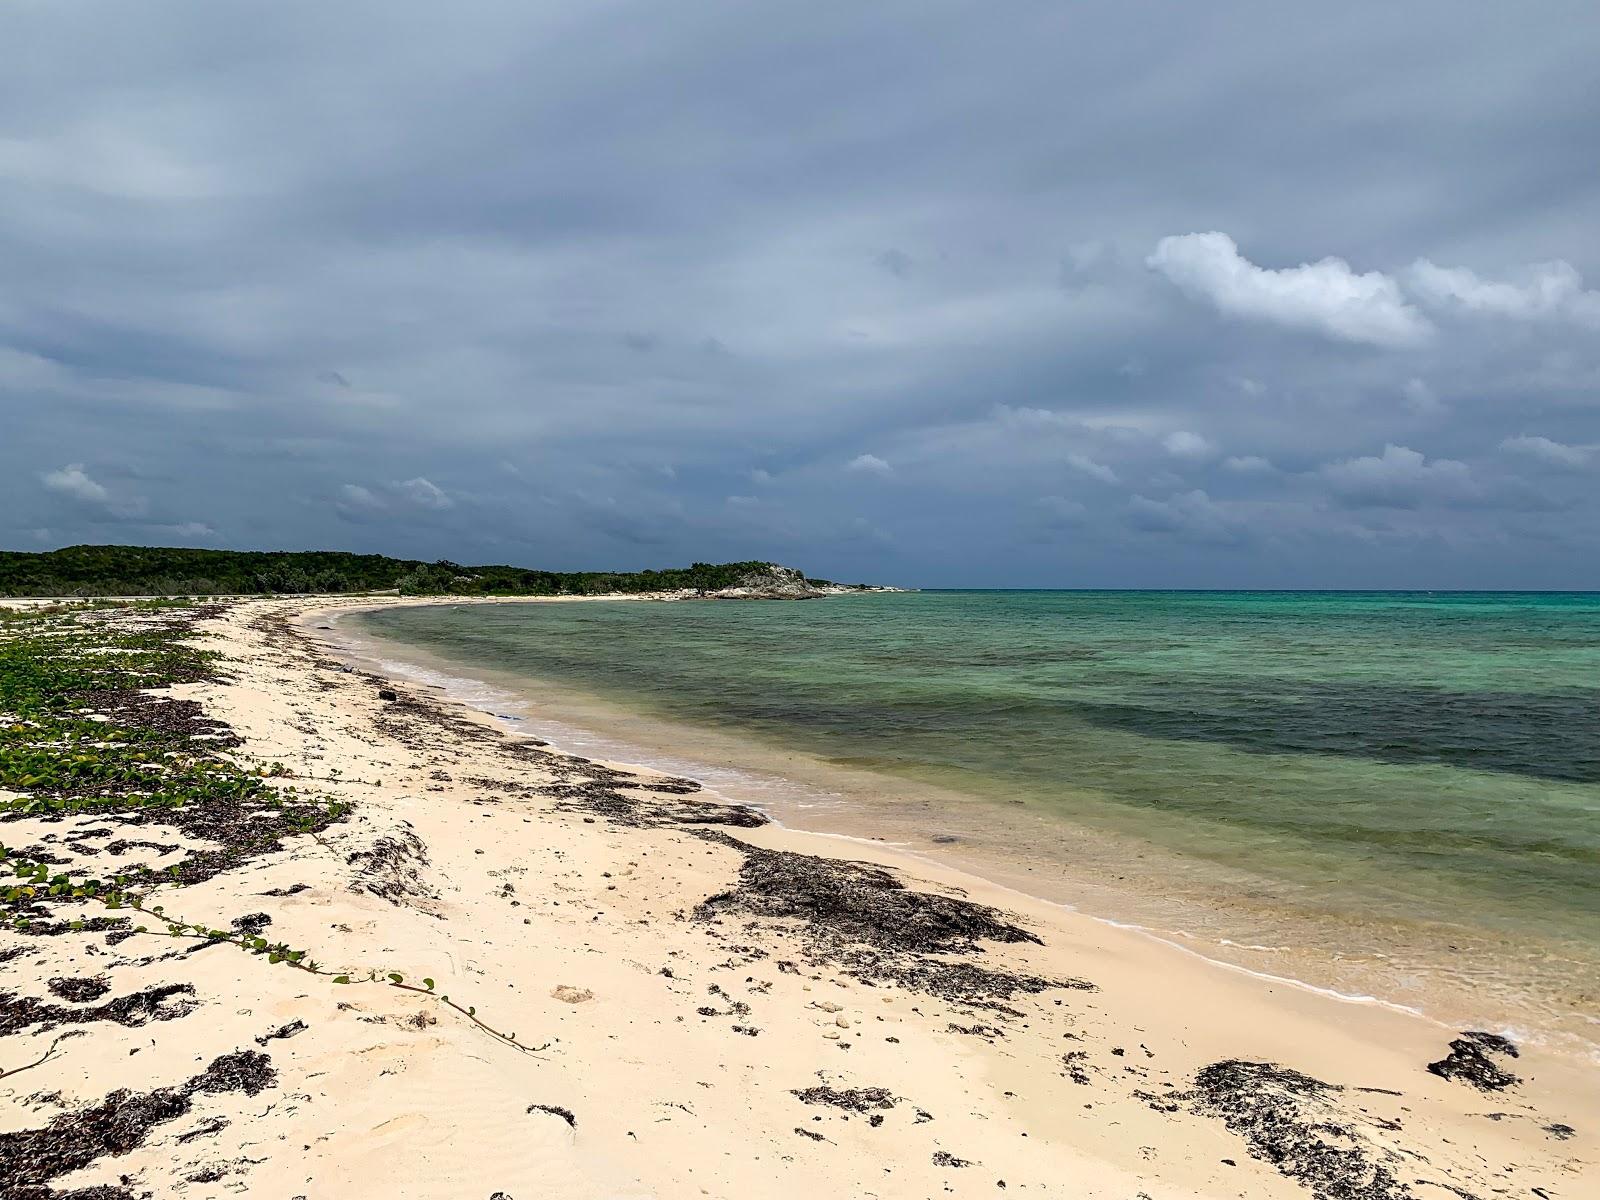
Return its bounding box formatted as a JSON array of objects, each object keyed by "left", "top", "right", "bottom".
[
  {"left": 0, "top": 1050, "right": 276, "bottom": 1199},
  {"left": 0, "top": 983, "right": 197, "bottom": 1037},
  {"left": 1189, "top": 1060, "right": 1414, "bottom": 1200},
  {"left": 1426, "top": 1032, "right": 1520, "bottom": 1093}
]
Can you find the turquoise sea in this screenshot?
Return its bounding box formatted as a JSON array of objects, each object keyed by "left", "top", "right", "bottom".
[{"left": 352, "top": 591, "right": 1600, "bottom": 1046}]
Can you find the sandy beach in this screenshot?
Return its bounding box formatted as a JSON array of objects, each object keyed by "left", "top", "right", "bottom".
[{"left": 2, "top": 596, "right": 1593, "bottom": 1199}]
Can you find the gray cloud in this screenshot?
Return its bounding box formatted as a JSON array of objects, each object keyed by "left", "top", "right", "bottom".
[
  {"left": 1409, "top": 260, "right": 1600, "bottom": 328},
  {"left": 2, "top": 1, "right": 1598, "bottom": 587},
  {"left": 1500, "top": 435, "right": 1591, "bottom": 469},
  {"left": 1320, "top": 445, "right": 1477, "bottom": 510}
]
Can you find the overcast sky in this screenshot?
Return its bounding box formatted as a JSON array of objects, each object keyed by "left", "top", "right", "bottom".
[{"left": 5, "top": 2, "right": 1598, "bottom": 587}]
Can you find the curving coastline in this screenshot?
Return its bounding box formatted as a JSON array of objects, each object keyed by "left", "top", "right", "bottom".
[{"left": 2, "top": 594, "right": 1591, "bottom": 1198}]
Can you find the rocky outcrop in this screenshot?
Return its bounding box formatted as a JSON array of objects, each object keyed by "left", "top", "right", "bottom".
[{"left": 657, "top": 563, "right": 904, "bottom": 601}]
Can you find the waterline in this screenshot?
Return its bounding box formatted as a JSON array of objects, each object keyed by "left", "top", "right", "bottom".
[{"left": 339, "top": 591, "right": 1600, "bottom": 1057}]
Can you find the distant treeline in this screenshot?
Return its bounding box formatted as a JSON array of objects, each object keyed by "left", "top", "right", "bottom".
[{"left": 0, "top": 546, "right": 827, "bottom": 598}]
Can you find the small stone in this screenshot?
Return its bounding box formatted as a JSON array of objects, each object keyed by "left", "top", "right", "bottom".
[{"left": 551, "top": 985, "right": 594, "bottom": 1004}]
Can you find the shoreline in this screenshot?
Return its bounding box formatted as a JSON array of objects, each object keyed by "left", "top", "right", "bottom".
[
  {"left": 321, "top": 601, "right": 1427, "bottom": 1024},
  {"left": 324, "top": 595, "right": 1598, "bottom": 1064},
  {"left": 3, "top": 595, "right": 1592, "bottom": 1198}
]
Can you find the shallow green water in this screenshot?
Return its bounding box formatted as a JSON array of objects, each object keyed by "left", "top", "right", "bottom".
[{"left": 356, "top": 590, "right": 1600, "bottom": 1017}]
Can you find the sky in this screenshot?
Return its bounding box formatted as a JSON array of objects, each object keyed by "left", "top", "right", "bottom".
[{"left": 4, "top": 1, "right": 1598, "bottom": 588}]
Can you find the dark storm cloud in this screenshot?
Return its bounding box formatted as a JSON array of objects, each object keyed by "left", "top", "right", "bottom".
[{"left": 4, "top": 1, "right": 1598, "bottom": 586}]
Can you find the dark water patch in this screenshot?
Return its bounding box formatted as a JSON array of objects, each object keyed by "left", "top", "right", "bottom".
[{"left": 1060, "top": 684, "right": 1600, "bottom": 784}]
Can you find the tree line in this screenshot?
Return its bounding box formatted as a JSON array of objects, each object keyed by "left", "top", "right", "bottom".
[{"left": 0, "top": 546, "right": 818, "bottom": 598}]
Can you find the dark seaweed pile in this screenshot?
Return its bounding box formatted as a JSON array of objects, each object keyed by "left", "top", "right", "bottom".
[
  {"left": 692, "top": 830, "right": 1092, "bottom": 1005},
  {"left": 697, "top": 838, "right": 1041, "bottom": 955},
  {"left": 1426, "top": 1032, "right": 1521, "bottom": 1093},
  {"left": 1189, "top": 1061, "right": 1415, "bottom": 1200},
  {"left": 44, "top": 977, "right": 109, "bottom": 1004},
  {"left": 340, "top": 651, "right": 767, "bottom": 834},
  {"left": 0, "top": 983, "right": 196, "bottom": 1037},
  {"left": 0, "top": 1050, "right": 276, "bottom": 1200},
  {"left": 792, "top": 1085, "right": 898, "bottom": 1112}
]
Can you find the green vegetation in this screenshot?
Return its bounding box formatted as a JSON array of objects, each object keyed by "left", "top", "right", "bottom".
[
  {"left": 0, "top": 545, "right": 827, "bottom": 598},
  {"left": 0, "top": 601, "right": 536, "bottom": 1064}
]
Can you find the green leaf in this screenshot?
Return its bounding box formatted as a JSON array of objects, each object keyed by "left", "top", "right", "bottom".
[
  {"left": 334, "top": 975, "right": 350, "bottom": 985},
  {"left": 423, "top": 977, "right": 435, "bottom": 991},
  {"left": 387, "top": 972, "right": 403, "bottom": 984}
]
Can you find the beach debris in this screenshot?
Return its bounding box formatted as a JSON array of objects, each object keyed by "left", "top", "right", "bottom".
[
  {"left": 46, "top": 975, "right": 111, "bottom": 1004},
  {"left": 1062, "top": 1051, "right": 1092, "bottom": 1085},
  {"left": 548, "top": 777, "right": 766, "bottom": 830},
  {"left": 1426, "top": 1032, "right": 1521, "bottom": 1092},
  {"left": 259, "top": 882, "right": 311, "bottom": 897},
  {"left": 1188, "top": 1060, "right": 1414, "bottom": 1200},
  {"left": 691, "top": 831, "right": 1092, "bottom": 1007},
  {"left": 254, "top": 1019, "right": 307, "bottom": 1045},
  {"left": 175, "top": 1116, "right": 232, "bottom": 1145},
  {"left": 378, "top": 688, "right": 399, "bottom": 701},
  {"left": 0, "top": 983, "right": 199, "bottom": 1036},
  {"left": 933, "top": 1150, "right": 974, "bottom": 1167},
  {"left": 695, "top": 837, "right": 1040, "bottom": 955},
  {"left": 0, "top": 1050, "right": 276, "bottom": 1198},
  {"left": 791, "top": 1085, "right": 897, "bottom": 1113},
  {"left": 346, "top": 827, "right": 441, "bottom": 912},
  {"left": 551, "top": 985, "right": 594, "bottom": 1004},
  {"left": 527, "top": 1103, "right": 577, "bottom": 1128}
]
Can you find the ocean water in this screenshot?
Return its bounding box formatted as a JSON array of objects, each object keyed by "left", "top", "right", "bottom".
[{"left": 352, "top": 591, "right": 1600, "bottom": 1047}]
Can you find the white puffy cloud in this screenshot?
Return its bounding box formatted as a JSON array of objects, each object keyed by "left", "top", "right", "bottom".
[
  {"left": 338, "top": 478, "right": 455, "bottom": 518},
  {"left": 846, "top": 453, "right": 892, "bottom": 475},
  {"left": 1409, "top": 259, "right": 1600, "bottom": 328},
  {"left": 1147, "top": 232, "right": 1432, "bottom": 347},
  {"left": 41, "top": 463, "right": 111, "bottom": 505},
  {"left": 1320, "top": 444, "right": 1477, "bottom": 508},
  {"left": 1162, "top": 430, "right": 1216, "bottom": 460},
  {"left": 39, "top": 463, "right": 146, "bottom": 518},
  {"left": 396, "top": 477, "right": 453, "bottom": 509},
  {"left": 1499, "top": 435, "right": 1590, "bottom": 469}
]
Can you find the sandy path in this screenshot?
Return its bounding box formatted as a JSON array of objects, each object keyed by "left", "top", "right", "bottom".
[{"left": 1, "top": 596, "right": 1592, "bottom": 1199}]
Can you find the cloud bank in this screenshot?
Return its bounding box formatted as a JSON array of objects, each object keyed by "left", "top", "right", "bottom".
[{"left": 1, "top": 1, "right": 1596, "bottom": 588}]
